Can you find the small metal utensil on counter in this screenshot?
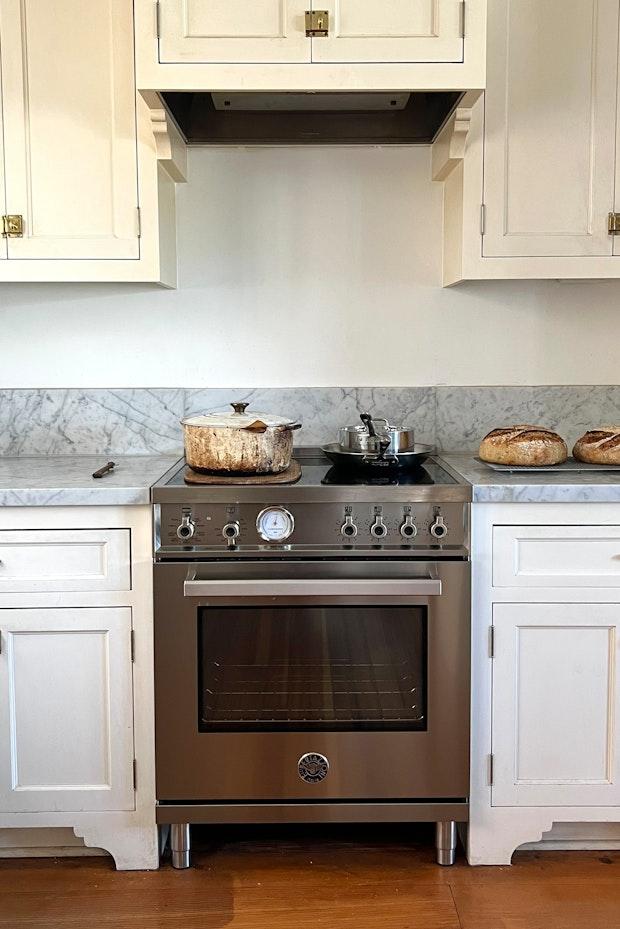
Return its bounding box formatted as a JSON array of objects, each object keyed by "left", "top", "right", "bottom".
[{"left": 92, "top": 461, "right": 116, "bottom": 479}]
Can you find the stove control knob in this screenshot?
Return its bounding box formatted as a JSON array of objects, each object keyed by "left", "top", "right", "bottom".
[
  {"left": 400, "top": 516, "right": 418, "bottom": 540},
  {"left": 340, "top": 515, "right": 358, "bottom": 539},
  {"left": 222, "top": 522, "right": 240, "bottom": 543},
  {"left": 430, "top": 513, "right": 448, "bottom": 540},
  {"left": 176, "top": 515, "right": 195, "bottom": 541},
  {"left": 370, "top": 515, "right": 388, "bottom": 539}
]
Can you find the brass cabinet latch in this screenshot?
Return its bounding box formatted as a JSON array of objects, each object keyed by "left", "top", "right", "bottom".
[
  {"left": 609, "top": 212, "right": 620, "bottom": 234},
  {"left": 305, "top": 10, "right": 329, "bottom": 36},
  {"left": 1, "top": 215, "right": 24, "bottom": 238}
]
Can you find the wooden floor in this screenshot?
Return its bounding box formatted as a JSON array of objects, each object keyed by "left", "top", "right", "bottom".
[{"left": 0, "top": 824, "right": 619, "bottom": 929}]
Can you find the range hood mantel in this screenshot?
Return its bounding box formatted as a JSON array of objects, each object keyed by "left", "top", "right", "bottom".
[{"left": 161, "top": 91, "right": 464, "bottom": 146}]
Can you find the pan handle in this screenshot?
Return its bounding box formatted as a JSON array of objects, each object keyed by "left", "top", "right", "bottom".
[{"left": 360, "top": 412, "right": 376, "bottom": 437}]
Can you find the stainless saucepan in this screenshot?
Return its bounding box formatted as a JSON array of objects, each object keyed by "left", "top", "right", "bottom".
[{"left": 339, "top": 413, "right": 415, "bottom": 456}]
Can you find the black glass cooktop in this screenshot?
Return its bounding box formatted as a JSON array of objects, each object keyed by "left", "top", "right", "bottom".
[
  {"left": 321, "top": 464, "right": 438, "bottom": 486},
  {"left": 301, "top": 449, "right": 456, "bottom": 487},
  {"left": 162, "top": 448, "right": 458, "bottom": 489}
]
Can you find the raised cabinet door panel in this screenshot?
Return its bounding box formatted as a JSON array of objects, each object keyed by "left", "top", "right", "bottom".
[
  {"left": 493, "top": 525, "right": 620, "bottom": 589},
  {"left": 614, "top": 73, "right": 620, "bottom": 257},
  {"left": 0, "top": 529, "right": 131, "bottom": 594},
  {"left": 483, "top": 0, "right": 619, "bottom": 258},
  {"left": 0, "top": 608, "right": 135, "bottom": 814},
  {"left": 159, "top": 0, "right": 311, "bottom": 63},
  {"left": 0, "top": 45, "right": 6, "bottom": 261},
  {"left": 312, "top": 0, "right": 463, "bottom": 63},
  {"left": 492, "top": 603, "right": 620, "bottom": 807},
  {"left": 0, "top": 0, "right": 139, "bottom": 260}
]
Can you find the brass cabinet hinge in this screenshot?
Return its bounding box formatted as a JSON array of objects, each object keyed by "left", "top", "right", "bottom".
[
  {"left": 133, "top": 759, "right": 137, "bottom": 790},
  {"left": 305, "top": 10, "right": 329, "bottom": 36},
  {"left": 488, "top": 753, "right": 494, "bottom": 786},
  {"left": 608, "top": 212, "right": 620, "bottom": 234},
  {"left": 488, "top": 625, "right": 495, "bottom": 658},
  {"left": 460, "top": 1, "right": 466, "bottom": 38},
  {"left": 155, "top": 0, "right": 161, "bottom": 39},
  {"left": 130, "top": 629, "right": 136, "bottom": 662},
  {"left": 480, "top": 203, "right": 486, "bottom": 235},
  {"left": 136, "top": 207, "right": 142, "bottom": 239},
  {"left": 2, "top": 215, "right": 24, "bottom": 238}
]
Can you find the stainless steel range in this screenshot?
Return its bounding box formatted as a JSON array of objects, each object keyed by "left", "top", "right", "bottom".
[{"left": 152, "top": 449, "right": 471, "bottom": 869}]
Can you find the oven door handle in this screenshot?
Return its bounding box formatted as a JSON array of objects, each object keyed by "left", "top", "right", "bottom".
[{"left": 183, "top": 576, "right": 442, "bottom": 598}]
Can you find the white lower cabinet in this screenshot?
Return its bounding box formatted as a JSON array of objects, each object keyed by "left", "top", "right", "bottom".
[
  {"left": 492, "top": 602, "right": 620, "bottom": 808},
  {"left": 470, "top": 503, "right": 620, "bottom": 866},
  {"left": 0, "top": 608, "right": 135, "bottom": 814},
  {"left": 0, "top": 507, "right": 157, "bottom": 871}
]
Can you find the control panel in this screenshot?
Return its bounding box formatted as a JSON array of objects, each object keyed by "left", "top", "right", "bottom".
[{"left": 157, "top": 501, "right": 467, "bottom": 552}]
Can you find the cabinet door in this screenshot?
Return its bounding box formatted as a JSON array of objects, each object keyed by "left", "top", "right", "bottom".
[
  {"left": 483, "top": 0, "right": 619, "bottom": 258},
  {"left": 0, "top": 43, "right": 6, "bottom": 261},
  {"left": 311, "top": 0, "right": 464, "bottom": 64},
  {"left": 0, "top": 0, "right": 139, "bottom": 260},
  {"left": 492, "top": 603, "right": 620, "bottom": 807},
  {"left": 158, "top": 0, "right": 310, "bottom": 64},
  {"left": 0, "top": 608, "right": 135, "bottom": 813}
]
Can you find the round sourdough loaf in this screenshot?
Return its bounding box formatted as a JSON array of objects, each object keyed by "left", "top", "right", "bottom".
[
  {"left": 479, "top": 425, "right": 568, "bottom": 466},
  {"left": 573, "top": 427, "right": 620, "bottom": 465}
]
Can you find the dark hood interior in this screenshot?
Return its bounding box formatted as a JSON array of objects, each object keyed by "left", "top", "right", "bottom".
[{"left": 162, "top": 91, "right": 462, "bottom": 146}]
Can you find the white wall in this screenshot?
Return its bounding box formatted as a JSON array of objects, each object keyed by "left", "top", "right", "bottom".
[{"left": 0, "top": 145, "right": 619, "bottom": 388}]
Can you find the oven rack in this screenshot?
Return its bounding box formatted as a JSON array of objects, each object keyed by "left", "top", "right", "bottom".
[{"left": 201, "top": 659, "right": 426, "bottom": 726}]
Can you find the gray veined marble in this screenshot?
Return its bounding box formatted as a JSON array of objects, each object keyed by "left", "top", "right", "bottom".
[
  {"left": 0, "top": 455, "right": 180, "bottom": 507},
  {"left": 440, "top": 454, "right": 620, "bottom": 504},
  {"left": 0, "top": 389, "right": 185, "bottom": 457},
  {"left": 0, "top": 385, "right": 619, "bottom": 460},
  {"left": 184, "top": 387, "right": 437, "bottom": 448},
  {"left": 435, "top": 386, "right": 620, "bottom": 453}
]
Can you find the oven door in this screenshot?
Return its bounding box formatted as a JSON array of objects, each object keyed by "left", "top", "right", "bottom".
[{"left": 154, "top": 560, "right": 469, "bottom": 802}]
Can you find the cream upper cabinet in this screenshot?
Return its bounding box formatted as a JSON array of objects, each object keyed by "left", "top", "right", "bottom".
[
  {"left": 158, "top": 0, "right": 311, "bottom": 63},
  {"left": 436, "top": 0, "right": 620, "bottom": 282},
  {"left": 0, "top": 0, "right": 139, "bottom": 260},
  {"left": 158, "top": 0, "right": 464, "bottom": 65},
  {"left": 138, "top": 0, "right": 486, "bottom": 90},
  {"left": 0, "top": 41, "right": 6, "bottom": 261},
  {"left": 482, "top": 0, "right": 618, "bottom": 259},
  {"left": 312, "top": 0, "right": 464, "bottom": 64}
]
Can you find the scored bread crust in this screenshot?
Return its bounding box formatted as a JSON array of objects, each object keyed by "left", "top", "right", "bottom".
[
  {"left": 479, "top": 425, "right": 568, "bottom": 466},
  {"left": 573, "top": 427, "right": 620, "bottom": 465}
]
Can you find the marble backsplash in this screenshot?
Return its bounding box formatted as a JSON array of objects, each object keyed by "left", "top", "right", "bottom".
[{"left": 0, "top": 386, "right": 618, "bottom": 456}]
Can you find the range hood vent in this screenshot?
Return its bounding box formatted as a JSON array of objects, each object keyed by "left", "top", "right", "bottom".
[{"left": 161, "top": 91, "right": 462, "bottom": 146}]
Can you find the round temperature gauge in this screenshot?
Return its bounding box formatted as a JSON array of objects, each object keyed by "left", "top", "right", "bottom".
[{"left": 256, "top": 506, "right": 295, "bottom": 542}]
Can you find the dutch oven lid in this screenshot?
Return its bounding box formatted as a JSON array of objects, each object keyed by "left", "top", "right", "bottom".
[{"left": 181, "top": 402, "right": 298, "bottom": 431}]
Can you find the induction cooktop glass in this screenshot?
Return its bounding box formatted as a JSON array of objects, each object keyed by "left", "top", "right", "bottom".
[{"left": 165, "top": 448, "right": 458, "bottom": 487}]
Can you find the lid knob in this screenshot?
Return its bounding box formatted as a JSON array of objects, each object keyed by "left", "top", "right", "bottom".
[{"left": 231, "top": 402, "right": 249, "bottom": 415}]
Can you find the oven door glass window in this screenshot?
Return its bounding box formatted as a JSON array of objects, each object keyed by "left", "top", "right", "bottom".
[{"left": 198, "top": 606, "right": 427, "bottom": 732}]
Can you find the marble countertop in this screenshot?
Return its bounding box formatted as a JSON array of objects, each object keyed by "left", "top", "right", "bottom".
[
  {"left": 0, "top": 456, "right": 180, "bottom": 506},
  {"left": 2, "top": 452, "right": 620, "bottom": 507},
  {"left": 440, "top": 455, "right": 620, "bottom": 503}
]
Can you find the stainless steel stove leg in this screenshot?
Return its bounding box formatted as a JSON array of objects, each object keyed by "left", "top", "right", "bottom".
[
  {"left": 171, "top": 823, "right": 191, "bottom": 869},
  {"left": 436, "top": 821, "right": 457, "bottom": 866}
]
